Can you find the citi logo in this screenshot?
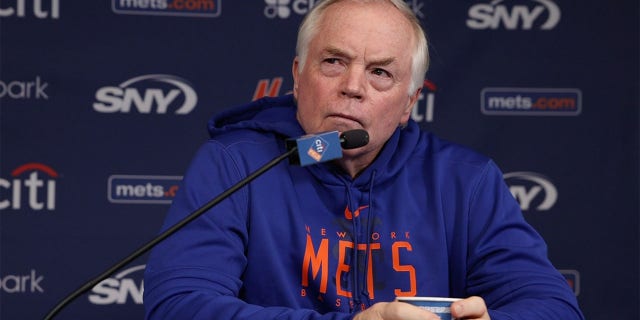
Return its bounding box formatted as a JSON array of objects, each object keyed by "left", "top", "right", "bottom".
[
  {"left": 0, "top": 163, "right": 58, "bottom": 211},
  {"left": 89, "top": 265, "right": 144, "bottom": 305},
  {"left": 504, "top": 171, "right": 557, "bottom": 211},
  {"left": 411, "top": 79, "right": 436, "bottom": 123},
  {"left": 93, "top": 74, "right": 197, "bottom": 115},
  {"left": 264, "top": 0, "right": 318, "bottom": 19},
  {"left": 108, "top": 175, "right": 181, "bottom": 204},
  {"left": 0, "top": 0, "right": 59, "bottom": 19},
  {"left": 264, "top": 0, "right": 425, "bottom": 19},
  {"left": 467, "top": 0, "right": 561, "bottom": 30}
]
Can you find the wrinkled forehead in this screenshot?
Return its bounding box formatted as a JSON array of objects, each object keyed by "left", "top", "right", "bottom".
[{"left": 312, "top": 1, "right": 415, "bottom": 63}]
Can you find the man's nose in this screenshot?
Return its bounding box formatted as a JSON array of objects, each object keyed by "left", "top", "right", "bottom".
[{"left": 340, "top": 66, "right": 365, "bottom": 100}]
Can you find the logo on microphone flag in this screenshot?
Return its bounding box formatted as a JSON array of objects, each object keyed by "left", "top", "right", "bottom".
[
  {"left": 291, "top": 131, "right": 343, "bottom": 166},
  {"left": 307, "top": 137, "right": 329, "bottom": 162}
]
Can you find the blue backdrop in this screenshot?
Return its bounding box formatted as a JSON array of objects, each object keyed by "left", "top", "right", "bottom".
[{"left": 1, "top": 1, "right": 638, "bottom": 319}]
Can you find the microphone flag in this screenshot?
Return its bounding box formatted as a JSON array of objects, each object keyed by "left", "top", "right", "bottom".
[{"left": 286, "top": 131, "right": 342, "bottom": 166}]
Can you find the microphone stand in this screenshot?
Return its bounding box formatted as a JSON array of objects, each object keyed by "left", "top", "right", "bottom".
[{"left": 43, "top": 146, "right": 298, "bottom": 320}]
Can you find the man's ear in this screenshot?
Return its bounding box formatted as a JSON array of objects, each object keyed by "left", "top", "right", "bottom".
[
  {"left": 400, "top": 87, "right": 422, "bottom": 123},
  {"left": 292, "top": 57, "right": 300, "bottom": 98}
]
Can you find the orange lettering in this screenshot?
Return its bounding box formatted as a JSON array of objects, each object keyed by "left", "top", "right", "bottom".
[
  {"left": 252, "top": 78, "right": 282, "bottom": 101},
  {"left": 302, "top": 234, "right": 329, "bottom": 293},
  {"left": 356, "top": 243, "right": 381, "bottom": 299},
  {"left": 336, "top": 240, "right": 353, "bottom": 298},
  {"left": 392, "top": 241, "right": 416, "bottom": 296}
]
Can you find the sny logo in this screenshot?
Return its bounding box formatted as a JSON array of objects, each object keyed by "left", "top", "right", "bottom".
[
  {"left": 93, "top": 74, "right": 197, "bottom": 115},
  {"left": 504, "top": 171, "right": 557, "bottom": 211},
  {"left": 0, "top": 163, "right": 58, "bottom": 211},
  {"left": 89, "top": 265, "right": 145, "bottom": 305},
  {"left": 467, "top": 0, "right": 561, "bottom": 30}
]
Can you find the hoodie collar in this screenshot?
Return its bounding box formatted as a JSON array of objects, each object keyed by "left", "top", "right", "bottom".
[{"left": 207, "top": 94, "right": 421, "bottom": 187}]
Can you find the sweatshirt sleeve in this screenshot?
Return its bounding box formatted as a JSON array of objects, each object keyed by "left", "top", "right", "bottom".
[
  {"left": 465, "top": 161, "right": 584, "bottom": 320},
  {"left": 143, "top": 141, "right": 353, "bottom": 320}
]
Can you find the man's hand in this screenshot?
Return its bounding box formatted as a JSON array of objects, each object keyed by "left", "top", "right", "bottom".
[
  {"left": 353, "top": 301, "right": 441, "bottom": 320},
  {"left": 451, "top": 296, "right": 491, "bottom": 320},
  {"left": 353, "top": 296, "right": 491, "bottom": 320}
]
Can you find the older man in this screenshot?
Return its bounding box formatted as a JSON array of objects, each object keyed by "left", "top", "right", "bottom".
[{"left": 144, "top": 1, "right": 584, "bottom": 319}]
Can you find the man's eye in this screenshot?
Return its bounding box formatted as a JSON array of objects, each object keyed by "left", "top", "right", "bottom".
[
  {"left": 372, "top": 68, "right": 391, "bottom": 77},
  {"left": 324, "top": 58, "right": 340, "bottom": 64}
]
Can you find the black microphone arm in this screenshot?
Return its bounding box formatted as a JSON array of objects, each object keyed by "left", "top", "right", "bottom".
[{"left": 43, "top": 129, "right": 368, "bottom": 320}]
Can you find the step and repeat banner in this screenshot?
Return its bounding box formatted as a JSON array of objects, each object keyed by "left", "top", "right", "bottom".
[{"left": 1, "top": 1, "right": 638, "bottom": 319}]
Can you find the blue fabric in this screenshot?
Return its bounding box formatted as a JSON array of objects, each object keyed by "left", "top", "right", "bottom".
[{"left": 144, "top": 95, "right": 584, "bottom": 319}]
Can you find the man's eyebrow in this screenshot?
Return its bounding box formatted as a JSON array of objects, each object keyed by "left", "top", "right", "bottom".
[
  {"left": 323, "top": 46, "right": 396, "bottom": 66},
  {"left": 323, "top": 46, "right": 352, "bottom": 58},
  {"left": 370, "top": 57, "right": 395, "bottom": 66}
]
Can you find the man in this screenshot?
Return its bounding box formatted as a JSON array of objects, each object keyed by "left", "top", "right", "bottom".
[{"left": 143, "top": 0, "right": 584, "bottom": 319}]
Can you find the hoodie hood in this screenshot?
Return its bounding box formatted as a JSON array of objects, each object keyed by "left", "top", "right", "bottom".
[
  {"left": 208, "top": 94, "right": 305, "bottom": 141},
  {"left": 207, "top": 94, "right": 422, "bottom": 186}
]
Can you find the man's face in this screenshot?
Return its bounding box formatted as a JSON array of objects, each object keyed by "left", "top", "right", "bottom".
[{"left": 293, "top": 1, "right": 421, "bottom": 162}]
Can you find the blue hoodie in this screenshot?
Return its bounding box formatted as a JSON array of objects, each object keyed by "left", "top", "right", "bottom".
[{"left": 144, "top": 95, "right": 584, "bottom": 320}]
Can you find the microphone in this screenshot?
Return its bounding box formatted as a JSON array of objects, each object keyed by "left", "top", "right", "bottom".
[
  {"left": 43, "top": 129, "right": 369, "bottom": 320},
  {"left": 339, "top": 129, "right": 369, "bottom": 150},
  {"left": 286, "top": 129, "right": 369, "bottom": 166}
]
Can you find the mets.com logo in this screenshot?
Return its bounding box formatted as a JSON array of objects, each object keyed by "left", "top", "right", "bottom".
[
  {"left": 108, "top": 175, "right": 182, "bottom": 204},
  {"left": 112, "top": 0, "right": 221, "bottom": 17},
  {"left": 481, "top": 87, "right": 581, "bottom": 116}
]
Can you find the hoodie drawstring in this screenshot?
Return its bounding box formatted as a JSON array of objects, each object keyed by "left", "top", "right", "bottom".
[
  {"left": 361, "top": 170, "right": 376, "bottom": 306},
  {"left": 338, "top": 170, "right": 378, "bottom": 312}
]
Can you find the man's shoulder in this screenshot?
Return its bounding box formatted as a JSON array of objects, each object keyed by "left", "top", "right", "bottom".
[{"left": 417, "top": 131, "right": 491, "bottom": 168}]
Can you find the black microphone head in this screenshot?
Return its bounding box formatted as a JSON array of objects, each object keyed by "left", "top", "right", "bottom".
[{"left": 340, "top": 129, "right": 369, "bottom": 149}]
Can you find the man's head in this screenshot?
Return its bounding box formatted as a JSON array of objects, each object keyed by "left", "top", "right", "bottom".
[
  {"left": 295, "top": 0, "right": 429, "bottom": 95},
  {"left": 292, "top": 0, "right": 429, "bottom": 176}
]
